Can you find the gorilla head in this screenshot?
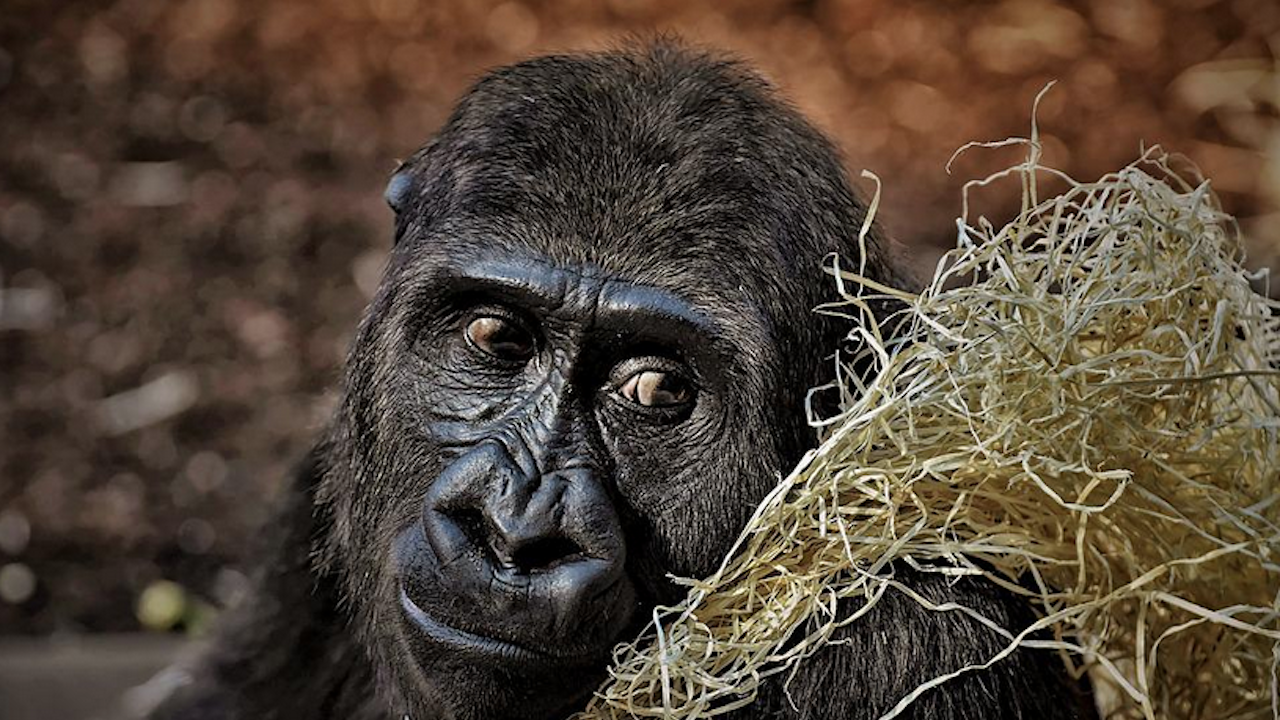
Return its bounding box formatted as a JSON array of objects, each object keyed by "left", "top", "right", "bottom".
[
  {"left": 315, "top": 42, "right": 891, "bottom": 720},
  {"left": 147, "top": 41, "right": 1093, "bottom": 720}
]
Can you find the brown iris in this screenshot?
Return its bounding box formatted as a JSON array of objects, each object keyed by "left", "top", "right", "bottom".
[
  {"left": 465, "top": 316, "right": 535, "bottom": 361},
  {"left": 618, "top": 370, "right": 692, "bottom": 408}
]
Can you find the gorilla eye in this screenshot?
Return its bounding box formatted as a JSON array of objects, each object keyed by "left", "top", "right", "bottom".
[
  {"left": 465, "top": 316, "right": 535, "bottom": 361},
  {"left": 618, "top": 370, "right": 693, "bottom": 408}
]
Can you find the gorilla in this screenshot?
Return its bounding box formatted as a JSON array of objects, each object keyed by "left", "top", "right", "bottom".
[{"left": 148, "top": 42, "right": 1097, "bottom": 720}]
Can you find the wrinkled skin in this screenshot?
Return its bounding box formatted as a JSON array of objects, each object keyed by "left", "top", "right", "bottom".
[{"left": 147, "top": 43, "right": 1097, "bottom": 720}]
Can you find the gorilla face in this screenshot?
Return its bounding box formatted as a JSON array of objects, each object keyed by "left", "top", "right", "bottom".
[
  {"left": 315, "top": 44, "right": 880, "bottom": 720},
  {"left": 340, "top": 237, "right": 795, "bottom": 720},
  {"left": 388, "top": 250, "right": 720, "bottom": 709}
]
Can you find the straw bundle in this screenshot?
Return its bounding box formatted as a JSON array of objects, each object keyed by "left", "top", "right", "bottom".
[{"left": 576, "top": 124, "right": 1280, "bottom": 720}]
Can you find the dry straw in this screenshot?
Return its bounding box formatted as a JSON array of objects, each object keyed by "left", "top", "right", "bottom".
[{"left": 575, "top": 105, "right": 1280, "bottom": 720}]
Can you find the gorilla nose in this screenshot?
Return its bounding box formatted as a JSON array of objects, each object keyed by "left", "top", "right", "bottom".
[
  {"left": 472, "top": 475, "right": 587, "bottom": 573},
  {"left": 407, "top": 443, "right": 634, "bottom": 654},
  {"left": 422, "top": 443, "right": 625, "bottom": 583}
]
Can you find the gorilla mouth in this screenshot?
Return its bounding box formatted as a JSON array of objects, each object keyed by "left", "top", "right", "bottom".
[
  {"left": 397, "top": 585, "right": 614, "bottom": 666},
  {"left": 397, "top": 586, "right": 559, "bottom": 663}
]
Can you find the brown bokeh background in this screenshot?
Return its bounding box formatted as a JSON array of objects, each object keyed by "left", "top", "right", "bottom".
[{"left": 1, "top": 0, "right": 1277, "bottom": 636}]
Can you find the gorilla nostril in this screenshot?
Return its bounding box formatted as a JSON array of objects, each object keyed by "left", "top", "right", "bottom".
[
  {"left": 510, "top": 536, "right": 584, "bottom": 572},
  {"left": 447, "top": 506, "right": 584, "bottom": 573},
  {"left": 450, "top": 508, "right": 490, "bottom": 554}
]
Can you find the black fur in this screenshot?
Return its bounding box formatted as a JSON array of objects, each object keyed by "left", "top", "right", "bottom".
[{"left": 147, "top": 41, "right": 1096, "bottom": 720}]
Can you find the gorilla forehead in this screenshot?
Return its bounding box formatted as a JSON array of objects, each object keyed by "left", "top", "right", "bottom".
[{"left": 392, "top": 42, "right": 850, "bottom": 296}]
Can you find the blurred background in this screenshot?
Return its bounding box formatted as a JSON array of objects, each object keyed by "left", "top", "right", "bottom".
[{"left": 0, "top": 0, "right": 1277, "bottom": 714}]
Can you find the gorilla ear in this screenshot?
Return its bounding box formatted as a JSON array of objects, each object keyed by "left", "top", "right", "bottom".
[{"left": 384, "top": 169, "right": 415, "bottom": 215}]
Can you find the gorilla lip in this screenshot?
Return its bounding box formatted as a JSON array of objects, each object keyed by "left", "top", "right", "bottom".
[{"left": 398, "top": 586, "right": 589, "bottom": 664}]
